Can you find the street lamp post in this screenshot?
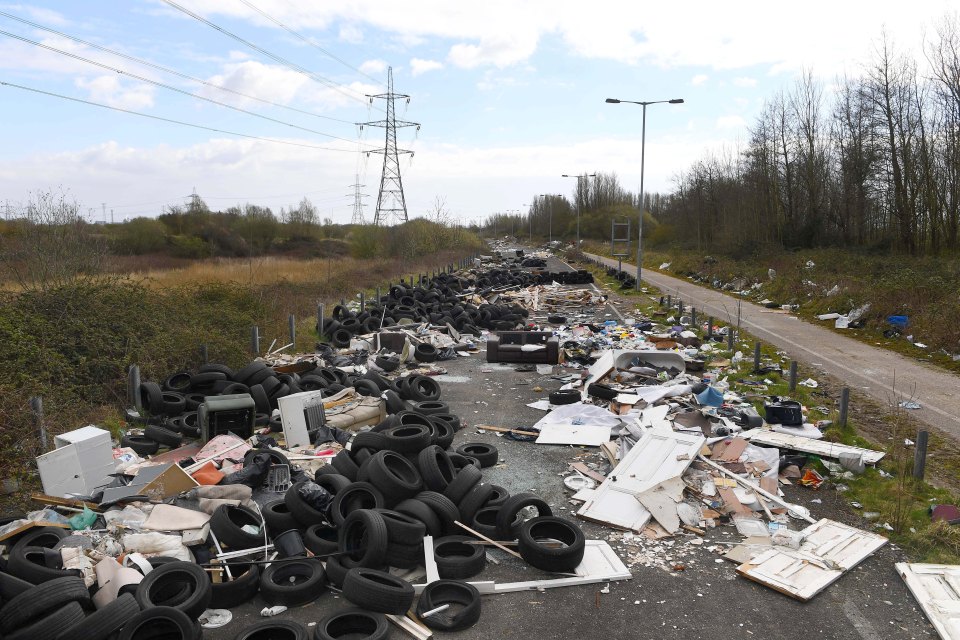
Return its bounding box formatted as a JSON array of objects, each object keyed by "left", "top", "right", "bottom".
[
  {"left": 605, "top": 97, "right": 683, "bottom": 290},
  {"left": 562, "top": 173, "right": 596, "bottom": 248}
]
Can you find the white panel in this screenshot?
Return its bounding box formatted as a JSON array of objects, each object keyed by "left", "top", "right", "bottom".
[
  {"left": 746, "top": 430, "right": 885, "bottom": 464},
  {"left": 577, "top": 426, "right": 704, "bottom": 531},
  {"left": 897, "top": 563, "right": 960, "bottom": 640},
  {"left": 737, "top": 518, "right": 887, "bottom": 601}
]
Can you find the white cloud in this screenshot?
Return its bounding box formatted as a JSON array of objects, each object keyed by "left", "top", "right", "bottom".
[
  {"left": 691, "top": 74, "right": 708, "bottom": 86},
  {"left": 202, "top": 61, "right": 308, "bottom": 106},
  {"left": 338, "top": 24, "right": 363, "bottom": 44},
  {"left": 1, "top": 4, "right": 69, "bottom": 26},
  {"left": 715, "top": 115, "right": 747, "bottom": 130},
  {"left": 410, "top": 58, "right": 443, "bottom": 76},
  {"left": 733, "top": 76, "right": 757, "bottom": 87},
  {"left": 74, "top": 75, "right": 155, "bottom": 110},
  {"left": 359, "top": 59, "right": 386, "bottom": 75},
  {"left": 183, "top": 0, "right": 952, "bottom": 76}
]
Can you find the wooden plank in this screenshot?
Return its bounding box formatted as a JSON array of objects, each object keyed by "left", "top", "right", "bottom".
[
  {"left": 714, "top": 438, "right": 749, "bottom": 462},
  {"left": 0, "top": 520, "right": 70, "bottom": 542},
  {"left": 569, "top": 462, "right": 606, "bottom": 484},
  {"left": 475, "top": 424, "right": 541, "bottom": 437},
  {"left": 31, "top": 493, "right": 101, "bottom": 511},
  {"left": 745, "top": 430, "right": 885, "bottom": 465}
]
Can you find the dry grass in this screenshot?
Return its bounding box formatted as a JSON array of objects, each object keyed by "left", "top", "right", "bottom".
[{"left": 135, "top": 256, "right": 376, "bottom": 288}]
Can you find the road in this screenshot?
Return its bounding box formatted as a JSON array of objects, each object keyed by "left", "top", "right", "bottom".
[
  {"left": 209, "top": 254, "right": 934, "bottom": 640},
  {"left": 585, "top": 252, "right": 960, "bottom": 441}
]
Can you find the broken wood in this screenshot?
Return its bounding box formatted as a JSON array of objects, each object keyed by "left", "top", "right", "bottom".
[
  {"left": 698, "top": 455, "right": 816, "bottom": 523},
  {"left": 454, "top": 520, "right": 522, "bottom": 559},
  {"left": 569, "top": 462, "right": 606, "bottom": 484},
  {"left": 31, "top": 493, "right": 101, "bottom": 512},
  {"left": 475, "top": 424, "right": 541, "bottom": 437}
]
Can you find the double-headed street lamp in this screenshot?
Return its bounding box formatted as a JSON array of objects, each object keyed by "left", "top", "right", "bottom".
[
  {"left": 605, "top": 97, "right": 684, "bottom": 290},
  {"left": 561, "top": 173, "right": 596, "bottom": 247}
]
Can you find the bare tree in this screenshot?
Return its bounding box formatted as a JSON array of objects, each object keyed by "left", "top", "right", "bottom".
[{"left": 0, "top": 188, "right": 106, "bottom": 291}]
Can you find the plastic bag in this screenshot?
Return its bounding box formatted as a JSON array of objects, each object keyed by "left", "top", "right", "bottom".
[
  {"left": 220, "top": 452, "right": 271, "bottom": 488},
  {"left": 297, "top": 481, "right": 333, "bottom": 515},
  {"left": 121, "top": 532, "right": 191, "bottom": 561},
  {"left": 69, "top": 507, "right": 98, "bottom": 530},
  {"left": 311, "top": 425, "right": 351, "bottom": 446}
]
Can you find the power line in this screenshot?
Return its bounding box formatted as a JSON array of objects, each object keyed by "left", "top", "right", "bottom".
[
  {"left": 0, "top": 80, "right": 363, "bottom": 153},
  {"left": 0, "top": 9, "right": 356, "bottom": 125},
  {"left": 0, "top": 29, "right": 377, "bottom": 148},
  {"left": 159, "top": 0, "right": 379, "bottom": 111},
  {"left": 237, "top": 0, "right": 385, "bottom": 87}
]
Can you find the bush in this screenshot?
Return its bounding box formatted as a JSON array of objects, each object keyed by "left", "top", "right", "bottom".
[{"left": 108, "top": 217, "right": 168, "bottom": 255}]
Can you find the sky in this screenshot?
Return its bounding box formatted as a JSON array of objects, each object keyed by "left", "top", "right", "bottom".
[{"left": 0, "top": 1, "right": 955, "bottom": 225}]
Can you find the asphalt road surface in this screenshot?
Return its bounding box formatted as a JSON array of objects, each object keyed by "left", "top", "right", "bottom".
[
  {"left": 206, "top": 254, "right": 935, "bottom": 640},
  {"left": 585, "top": 252, "right": 960, "bottom": 443}
]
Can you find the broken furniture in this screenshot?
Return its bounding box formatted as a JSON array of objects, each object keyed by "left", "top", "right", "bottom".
[{"left": 486, "top": 331, "right": 559, "bottom": 364}]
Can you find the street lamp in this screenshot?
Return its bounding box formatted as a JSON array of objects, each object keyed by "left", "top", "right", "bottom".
[
  {"left": 539, "top": 194, "right": 561, "bottom": 244},
  {"left": 605, "top": 97, "right": 684, "bottom": 290},
  {"left": 562, "top": 173, "right": 596, "bottom": 247}
]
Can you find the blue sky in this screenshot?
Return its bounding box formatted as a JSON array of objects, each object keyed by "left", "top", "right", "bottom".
[{"left": 0, "top": 1, "right": 954, "bottom": 224}]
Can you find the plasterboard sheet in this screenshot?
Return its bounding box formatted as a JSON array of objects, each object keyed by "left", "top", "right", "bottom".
[
  {"left": 577, "top": 427, "right": 705, "bottom": 531},
  {"left": 745, "top": 430, "right": 885, "bottom": 464},
  {"left": 896, "top": 562, "right": 960, "bottom": 640},
  {"left": 736, "top": 518, "right": 887, "bottom": 601},
  {"left": 535, "top": 423, "right": 611, "bottom": 446},
  {"left": 489, "top": 540, "right": 630, "bottom": 593}
]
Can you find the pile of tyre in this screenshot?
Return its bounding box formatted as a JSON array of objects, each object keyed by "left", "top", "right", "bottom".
[
  {"left": 125, "top": 359, "right": 434, "bottom": 456},
  {"left": 605, "top": 266, "right": 637, "bottom": 289},
  {"left": 539, "top": 270, "right": 594, "bottom": 285}
]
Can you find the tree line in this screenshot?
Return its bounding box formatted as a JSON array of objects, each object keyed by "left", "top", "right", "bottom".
[{"left": 662, "top": 15, "right": 960, "bottom": 255}]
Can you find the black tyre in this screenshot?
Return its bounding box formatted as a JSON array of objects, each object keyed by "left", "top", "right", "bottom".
[
  {"left": 338, "top": 510, "right": 389, "bottom": 569},
  {"left": 442, "top": 463, "right": 482, "bottom": 504},
  {"left": 587, "top": 383, "right": 618, "bottom": 400},
  {"left": 0, "top": 571, "right": 32, "bottom": 602},
  {"left": 372, "top": 509, "right": 426, "bottom": 545},
  {"left": 496, "top": 492, "right": 552, "bottom": 540},
  {"left": 144, "top": 423, "right": 182, "bottom": 448},
  {"left": 385, "top": 541, "right": 424, "bottom": 569},
  {"left": 375, "top": 354, "right": 400, "bottom": 372},
  {"left": 249, "top": 383, "right": 271, "bottom": 414},
  {"left": 448, "top": 452, "right": 482, "bottom": 472},
  {"left": 351, "top": 431, "right": 390, "bottom": 452},
  {"left": 304, "top": 523, "right": 339, "bottom": 556},
  {"left": 284, "top": 481, "right": 330, "bottom": 526},
  {"left": 159, "top": 391, "right": 186, "bottom": 417},
  {"left": 5, "top": 600, "right": 85, "bottom": 640},
  {"left": 427, "top": 417, "right": 456, "bottom": 450},
  {"left": 197, "top": 363, "right": 234, "bottom": 378},
  {"left": 189, "top": 371, "right": 229, "bottom": 390},
  {"left": 314, "top": 472, "right": 352, "bottom": 495},
  {"left": 417, "top": 445, "right": 456, "bottom": 492},
  {"left": 405, "top": 374, "right": 441, "bottom": 401},
  {"left": 135, "top": 561, "right": 211, "bottom": 619},
  {"left": 262, "top": 499, "right": 301, "bottom": 534},
  {"left": 393, "top": 498, "right": 443, "bottom": 537},
  {"left": 184, "top": 392, "right": 207, "bottom": 411},
  {"left": 138, "top": 381, "right": 163, "bottom": 413},
  {"left": 415, "top": 491, "right": 461, "bottom": 535},
  {"left": 416, "top": 580, "right": 481, "bottom": 631},
  {"left": 364, "top": 450, "right": 423, "bottom": 504},
  {"left": 330, "top": 482, "right": 385, "bottom": 526},
  {"left": 118, "top": 606, "right": 195, "bottom": 640},
  {"left": 433, "top": 535, "right": 486, "bottom": 579},
  {"left": 458, "top": 482, "right": 494, "bottom": 523},
  {"left": 122, "top": 432, "right": 158, "bottom": 455},
  {"left": 6, "top": 546, "right": 81, "bottom": 584},
  {"left": 0, "top": 576, "right": 91, "bottom": 634},
  {"left": 9, "top": 527, "right": 67, "bottom": 554},
  {"left": 549, "top": 389, "right": 580, "bottom": 405},
  {"left": 383, "top": 390, "right": 406, "bottom": 414},
  {"left": 332, "top": 328, "right": 352, "bottom": 348},
  {"left": 56, "top": 592, "right": 138, "bottom": 640},
  {"left": 382, "top": 424, "right": 432, "bottom": 454},
  {"left": 455, "top": 442, "right": 498, "bottom": 467},
  {"left": 341, "top": 568, "right": 415, "bottom": 614},
  {"left": 486, "top": 484, "right": 510, "bottom": 507},
  {"left": 315, "top": 608, "right": 389, "bottom": 640},
  {"left": 209, "top": 562, "right": 260, "bottom": 609},
  {"left": 237, "top": 619, "right": 308, "bottom": 640},
  {"left": 413, "top": 400, "right": 448, "bottom": 416},
  {"left": 353, "top": 379, "right": 380, "bottom": 397},
  {"left": 517, "top": 516, "right": 586, "bottom": 572},
  {"left": 323, "top": 556, "right": 349, "bottom": 588},
  {"left": 210, "top": 504, "right": 265, "bottom": 550},
  {"left": 414, "top": 343, "right": 438, "bottom": 363},
  {"left": 162, "top": 371, "right": 192, "bottom": 393},
  {"left": 332, "top": 450, "right": 360, "bottom": 481},
  {"left": 259, "top": 559, "right": 327, "bottom": 607}
]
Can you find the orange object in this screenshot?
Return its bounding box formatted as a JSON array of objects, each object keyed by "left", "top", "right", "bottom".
[
  {"left": 191, "top": 461, "right": 225, "bottom": 486},
  {"left": 799, "top": 468, "right": 824, "bottom": 489}
]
